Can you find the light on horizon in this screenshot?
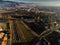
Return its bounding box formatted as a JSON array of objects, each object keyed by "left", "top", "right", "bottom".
[{"left": 36, "top": 2, "right": 60, "bottom": 6}]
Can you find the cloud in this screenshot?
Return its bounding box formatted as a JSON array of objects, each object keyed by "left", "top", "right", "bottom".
[
  {"left": 3, "top": 0, "right": 60, "bottom": 6},
  {"left": 3, "top": 0, "right": 60, "bottom": 2},
  {"left": 36, "top": 1, "right": 60, "bottom": 6}
]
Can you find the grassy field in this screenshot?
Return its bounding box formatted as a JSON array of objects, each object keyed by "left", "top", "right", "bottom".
[{"left": 18, "top": 19, "right": 35, "bottom": 42}]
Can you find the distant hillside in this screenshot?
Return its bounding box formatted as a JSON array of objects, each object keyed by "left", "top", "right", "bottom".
[
  {"left": 0, "top": 1, "right": 37, "bottom": 13},
  {"left": 0, "top": 1, "right": 18, "bottom": 8},
  {"left": 0, "top": 1, "right": 36, "bottom": 8}
]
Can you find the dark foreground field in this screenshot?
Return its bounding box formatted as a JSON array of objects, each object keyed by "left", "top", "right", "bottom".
[{"left": 12, "top": 42, "right": 30, "bottom": 45}]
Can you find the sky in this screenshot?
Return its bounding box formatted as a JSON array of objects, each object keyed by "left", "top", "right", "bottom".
[{"left": 3, "top": 0, "right": 60, "bottom": 6}]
